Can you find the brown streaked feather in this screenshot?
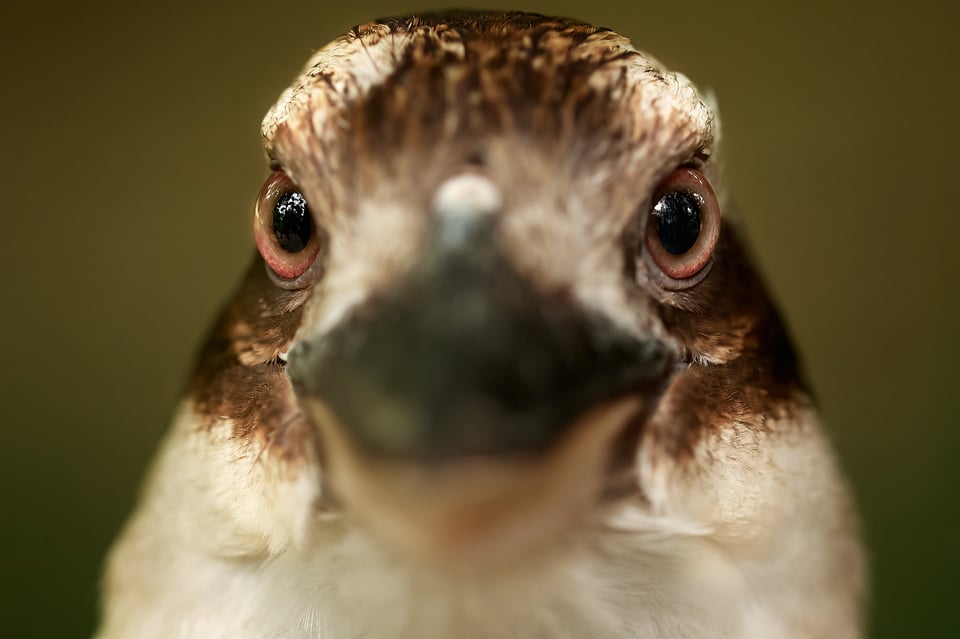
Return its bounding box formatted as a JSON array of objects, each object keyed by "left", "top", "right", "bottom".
[
  {"left": 190, "top": 254, "right": 310, "bottom": 459},
  {"left": 264, "top": 11, "right": 714, "bottom": 216},
  {"left": 644, "top": 224, "right": 809, "bottom": 461}
]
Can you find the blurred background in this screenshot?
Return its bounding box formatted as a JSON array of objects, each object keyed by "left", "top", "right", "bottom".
[{"left": 1, "top": 1, "right": 957, "bottom": 636}]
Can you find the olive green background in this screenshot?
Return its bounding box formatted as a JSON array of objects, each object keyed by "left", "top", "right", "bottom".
[{"left": 2, "top": 1, "right": 957, "bottom": 636}]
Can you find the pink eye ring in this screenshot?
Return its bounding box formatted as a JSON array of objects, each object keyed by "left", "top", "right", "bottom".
[
  {"left": 254, "top": 170, "right": 323, "bottom": 281},
  {"left": 644, "top": 168, "right": 721, "bottom": 288}
]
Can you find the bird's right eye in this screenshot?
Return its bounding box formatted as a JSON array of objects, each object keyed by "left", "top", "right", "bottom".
[{"left": 254, "top": 170, "right": 325, "bottom": 282}]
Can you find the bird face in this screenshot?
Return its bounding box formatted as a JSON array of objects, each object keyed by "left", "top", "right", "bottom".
[
  {"left": 194, "top": 13, "right": 803, "bottom": 562},
  {"left": 101, "top": 12, "right": 864, "bottom": 639}
]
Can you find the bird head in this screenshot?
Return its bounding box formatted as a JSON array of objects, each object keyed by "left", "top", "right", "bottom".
[{"left": 189, "top": 12, "right": 824, "bottom": 569}]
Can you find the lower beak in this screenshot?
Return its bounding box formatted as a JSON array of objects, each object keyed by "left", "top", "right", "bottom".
[{"left": 306, "top": 393, "right": 646, "bottom": 564}]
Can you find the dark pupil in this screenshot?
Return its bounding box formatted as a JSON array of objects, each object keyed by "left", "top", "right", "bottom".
[
  {"left": 653, "top": 190, "right": 701, "bottom": 255},
  {"left": 272, "top": 191, "right": 312, "bottom": 253}
]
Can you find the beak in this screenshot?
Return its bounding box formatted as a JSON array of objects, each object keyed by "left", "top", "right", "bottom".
[
  {"left": 286, "top": 216, "right": 674, "bottom": 561},
  {"left": 287, "top": 217, "right": 673, "bottom": 461}
]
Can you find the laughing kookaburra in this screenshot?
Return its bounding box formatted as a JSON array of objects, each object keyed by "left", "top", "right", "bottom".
[{"left": 98, "top": 11, "right": 866, "bottom": 639}]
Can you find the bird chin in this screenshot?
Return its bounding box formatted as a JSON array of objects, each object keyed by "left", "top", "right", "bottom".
[{"left": 303, "top": 395, "right": 645, "bottom": 569}]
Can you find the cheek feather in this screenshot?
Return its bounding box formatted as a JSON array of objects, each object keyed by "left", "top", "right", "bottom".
[{"left": 189, "top": 255, "right": 315, "bottom": 464}]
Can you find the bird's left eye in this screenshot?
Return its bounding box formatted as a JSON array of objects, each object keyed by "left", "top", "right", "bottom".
[
  {"left": 643, "top": 167, "right": 721, "bottom": 288},
  {"left": 254, "top": 170, "right": 325, "bottom": 283}
]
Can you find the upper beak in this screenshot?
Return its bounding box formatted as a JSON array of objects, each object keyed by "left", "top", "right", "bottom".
[{"left": 286, "top": 217, "right": 673, "bottom": 462}]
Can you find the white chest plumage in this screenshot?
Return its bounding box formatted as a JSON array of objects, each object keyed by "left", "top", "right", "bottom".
[{"left": 99, "top": 403, "right": 861, "bottom": 639}]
